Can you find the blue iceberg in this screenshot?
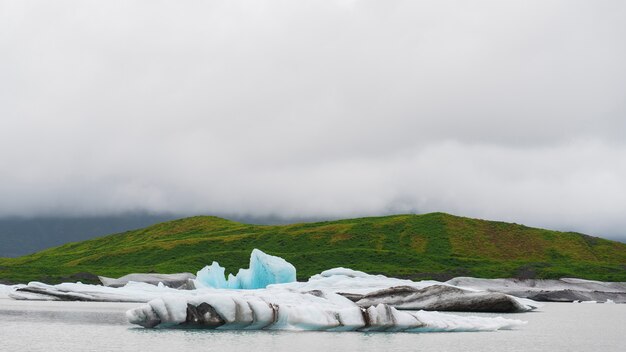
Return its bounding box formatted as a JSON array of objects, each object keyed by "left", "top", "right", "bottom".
[{"left": 194, "top": 249, "right": 296, "bottom": 289}]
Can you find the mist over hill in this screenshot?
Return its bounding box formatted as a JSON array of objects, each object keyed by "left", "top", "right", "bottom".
[{"left": 0, "top": 214, "right": 180, "bottom": 257}]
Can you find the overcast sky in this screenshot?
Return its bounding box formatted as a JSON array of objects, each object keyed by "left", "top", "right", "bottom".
[{"left": 1, "top": 1, "right": 625, "bottom": 240}]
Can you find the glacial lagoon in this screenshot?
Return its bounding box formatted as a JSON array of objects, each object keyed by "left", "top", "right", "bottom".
[{"left": 1, "top": 298, "right": 624, "bottom": 352}]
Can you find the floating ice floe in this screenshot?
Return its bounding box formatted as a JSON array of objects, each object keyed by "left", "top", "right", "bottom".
[
  {"left": 9, "top": 281, "right": 182, "bottom": 302},
  {"left": 0, "top": 284, "right": 23, "bottom": 298},
  {"left": 126, "top": 289, "right": 526, "bottom": 332},
  {"left": 99, "top": 273, "right": 196, "bottom": 289},
  {"left": 446, "top": 277, "right": 626, "bottom": 303},
  {"left": 276, "top": 268, "right": 537, "bottom": 313}
]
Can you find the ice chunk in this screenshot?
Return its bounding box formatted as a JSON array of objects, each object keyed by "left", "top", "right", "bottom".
[
  {"left": 231, "top": 249, "right": 297, "bottom": 289},
  {"left": 277, "top": 267, "right": 440, "bottom": 294},
  {"left": 353, "top": 285, "right": 533, "bottom": 313},
  {"left": 126, "top": 290, "right": 526, "bottom": 332},
  {"left": 9, "top": 281, "right": 179, "bottom": 302},
  {"left": 0, "top": 284, "right": 15, "bottom": 293},
  {"left": 194, "top": 249, "right": 296, "bottom": 289},
  {"left": 445, "top": 277, "right": 626, "bottom": 303},
  {"left": 195, "top": 262, "right": 228, "bottom": 289},
  {"left": 0, "top": 284, "right": 24, "bottom": 299},
  {"left": 317, "top": 267, "right": 373, "bottom": 278},
  {"left": 275, "top": 268, "right": 537, "bottom": 312},
  {"left": 99, "top": 273, "right": 196, "bottom": 288}
]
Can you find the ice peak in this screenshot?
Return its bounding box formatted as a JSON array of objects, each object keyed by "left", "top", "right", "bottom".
[{"left": 194, "top": 249, "right": 296, "bottom": 289}]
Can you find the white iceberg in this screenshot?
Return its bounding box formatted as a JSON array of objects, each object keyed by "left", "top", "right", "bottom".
[
  {"left": 99, "top": 273, "right": 196, "bottom": 288},
  {"left": 446, "top": 277, "right": 626, "bottom": 303},
  {"left": 0, "top": 284, "right": 13, "bottom": 293},
  {"left": 8, "top": 281, "right": 181, "bottom": 302},
  {"left": 126, "top": 289, "right": 526, "bottom": 332},
  {"left": 276, "top": 268, "right": 538, "bottom": 312},
  {"left": 278, "top": 267, "right": 441, "bottom": 294},
  {"left": 195, "top": 249, "right": 296, "bottom": 289},
  {"left": 0, "top": 284, "right": 23, "bottom": 298}
]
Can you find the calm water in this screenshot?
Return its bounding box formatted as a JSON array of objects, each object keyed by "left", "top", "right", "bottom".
[{"left": 0, "top": 297, "right": 624, "bottom": 352}]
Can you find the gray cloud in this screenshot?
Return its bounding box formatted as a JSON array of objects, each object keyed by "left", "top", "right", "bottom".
[{"left": 1, "top": 1, "right": 625, "bottom": 239}]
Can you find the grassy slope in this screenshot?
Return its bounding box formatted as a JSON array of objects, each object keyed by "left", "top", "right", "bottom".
[{"left": 0, "top": 212, "right": 625, "bottom": 284}]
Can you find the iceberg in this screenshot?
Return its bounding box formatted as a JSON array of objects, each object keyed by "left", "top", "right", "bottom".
[
  {"left": 350, "top": 285, "right": 532, "bottom": 312},
  {"left": 446, "top": 277, "right": 626, "bottom": 303},
  {"left": 0, "top": 284, "right": 13, "bottom": 293},
  {"left": 278, "top": 267, "right": 441, "bottom": 294},
  {"left": 126, "top": 289, "right": 526, "bottom": 332},
  {"left": 99, "top": 273, "right": 196, "bottom": 289},
  {"left": 194, "top": 249, "right": 296, "bottom": 289},
  {"left": 0, "top": 284, "right": 22, "bottom": 298},
  {"left": 195, "top": 262, "right": 228, "bottom": 289},
  {"left": 9, "top": 281, "right": 180, "bottom": 302},
  {"left": 276, "top": 268, "right": 537, "bottom": 312}
]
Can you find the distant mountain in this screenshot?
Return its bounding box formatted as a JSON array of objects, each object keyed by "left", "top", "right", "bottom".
[
  {"left": 0, "top": 214, "right": 181, "bottom": 257},
  {"left": 1, "top": 212, "right": 625, "bottom": 284}
]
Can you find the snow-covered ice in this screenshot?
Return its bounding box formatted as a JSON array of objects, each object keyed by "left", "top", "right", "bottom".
[
  {"left": 126, "top": 289, "right": 526, "bottom": 331},
  {"left": 277, "top": 267, "right": 440, "bottom": 294},
  {"left": 9, "top": 281, "right": 181, "bottom": 302},
  {"left": 277, "top": 268, "right": 537, "bottom": 312},
  {"left": 1, "top": 284, "right": 16, "bottom": 296},
  {"left": 0, "top": 284, "right": 13, "bottom": 293},
  {"left": 99, "top": 273, "right": 196, "bottom": 288},
  {"left": 446, "top": 277, "right": 626, "bottom": 303},
  {"left": 0, "top": 284, "right": 24, "bottom": 298}
]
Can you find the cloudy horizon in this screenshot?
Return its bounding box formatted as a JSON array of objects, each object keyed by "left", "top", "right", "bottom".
[{"left": 1, "top": 1, "right": 625, "bottom": 240}]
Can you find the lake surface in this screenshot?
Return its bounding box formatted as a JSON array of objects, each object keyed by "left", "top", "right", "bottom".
[{"left": 1, "top": 297, "right": 624, "bottom": 352}]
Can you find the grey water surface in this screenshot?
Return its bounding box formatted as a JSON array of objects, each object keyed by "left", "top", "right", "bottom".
[{"left": 0, "top": 298, "right": 624, "bottom": 352}]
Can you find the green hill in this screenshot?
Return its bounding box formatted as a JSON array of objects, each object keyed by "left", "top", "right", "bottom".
[{"left": 1, "top": 213, "right": 625, "bottom": 284}]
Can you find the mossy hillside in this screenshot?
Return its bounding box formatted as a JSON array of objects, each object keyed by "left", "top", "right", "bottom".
[{"left": 0, "top": 213, "right": 625, "bottom": 284}]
